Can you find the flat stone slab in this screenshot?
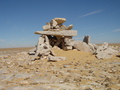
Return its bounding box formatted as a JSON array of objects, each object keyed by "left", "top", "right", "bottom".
[
  {"left": 34, "top": 30, "right": 77, "bottom": 36},
  {"left": 48, "top": 56, "right": 66, "bottom": 62}
]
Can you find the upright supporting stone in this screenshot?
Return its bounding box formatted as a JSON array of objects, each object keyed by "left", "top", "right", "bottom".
[
  {"left": 45, "top": 35, "right": 50, "bottom": 45},
  {"left": 63, "top": 36, "right": 74, "bottom": 50},
  {"left": 83, "top": 36, "right": 90, "bottom": 44},
  {"left": 54, "top": 36, "right": 62, "bottom": 46},
  {"left": 35, "top": 36, "right": 45, "bottom": 56}
]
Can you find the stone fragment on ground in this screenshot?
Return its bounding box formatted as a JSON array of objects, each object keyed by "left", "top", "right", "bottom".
[
  {"left": 95, "top": 42, "right": 118, "bottom": 59},
  {"left": 48, "top": 56, "right": 66, "bottom": 62}
]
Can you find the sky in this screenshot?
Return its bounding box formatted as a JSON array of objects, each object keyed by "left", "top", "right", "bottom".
[{"left": 0, "top": 0, "right": 120, "bottom": 48}]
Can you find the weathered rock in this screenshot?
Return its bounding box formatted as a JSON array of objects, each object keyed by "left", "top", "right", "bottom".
[
  {"left": 43, "top": 23, "right": 50, "bottom": 31},
  {"left": 37, "top": 43, "right": 51, "bottom": 56},
  {"left": 63, "top": 36, "right": 74, "bottom": 50},
  {"left": 83, "top": 35, "right": 90, "bottom": 44},
  {"left": 64, "top": 36, "right": 74, "bottom": 46},
  {"left": 101, "top": 42, "right": 108, "bottom": 49},
  {"left": 50, "top": 19, "right": 57, "bottom": 28},
  {"left": 96, "top": 47, "right": 118, "bottom": 59},
  {"left": 34, "top": 30, "right": 77, "bottom": 36},
  {"left": 63, "top": 46, "right": 73, "bottom": 50},
  {"left": 48, "top": 56, "right": 66, "bottom": 62},
  {"left": 60, "top": 25, "right": 67, "bottom": 30},
  {"left": 54, "top": 18, "right": 66, "bottom": 25},
  {"left": 95, "top": 42, "right": 118, "bottom": 59},
  {"left": 73, "top": 41, "right": 92, "bottom": 52},
  {"left": 88, "top": 43, "right": 98, "bottom": 53},
  {"left": 35, "top": 36, "right": 45, "bottom": 56},
  {"left": 55, "top": 25, "right": 60, "bottom": 29},
  {"left": 28, "top": 51, "right": 35, "bottom": 55},
  {"left": 66, "top": 24, "right": 73, "bottom": 30},
  {"left": 35, "top": 35, "right": 55, "bottom": 59}
]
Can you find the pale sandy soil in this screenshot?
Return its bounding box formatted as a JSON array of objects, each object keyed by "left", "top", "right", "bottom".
[
  {"left": 0, "top": 47, "right": 34, "bottom": 56},
  {"left": 0, "top": 47, "right": 120, "bottom": 90}
]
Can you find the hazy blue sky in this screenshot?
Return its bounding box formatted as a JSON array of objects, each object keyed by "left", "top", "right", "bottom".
[{"left": 0, "top": 0, "right": 120, "bottom": 48}]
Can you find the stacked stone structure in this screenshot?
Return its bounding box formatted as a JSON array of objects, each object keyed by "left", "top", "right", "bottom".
[
  {"left": 34, "top": 18, "right": 77, "bottom": 60},
  {"left": 33, "top": 17, "right": 119, "bottom": 60}
]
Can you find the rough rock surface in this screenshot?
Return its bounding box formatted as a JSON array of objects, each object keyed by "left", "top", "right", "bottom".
[
  {"left": 48, "top": 56, "right": 66, "bottom": 62},
  {"left": 0, "top": 47, "right": 120, "bottom": 90},
  {"left": 54, "top": 18, "right": 66, "bottom": 25},
  {"left": 83, "top": 35, "right": 90, "bottom": 44},
  {"left": 95, "top": 42, "right": 118, "bottom": 59},
  {"left": 34, "top": 30, "right": 77, "bottom": 36},
  {"left": 42, "top": 23, "right": 50, "bottom": 31},
  {"left": 73, "top": 41, "right": 92, "bottom": 52}
]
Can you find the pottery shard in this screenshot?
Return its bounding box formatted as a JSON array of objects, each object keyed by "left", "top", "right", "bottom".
[
  {"left": 34, "top": 30, "right": 77, "bottom": 36},
  {"left": 48, "top": 56, "right": 66, "bottom": 62},
  {"left": 73, "top": 41, "right": 92, "bottom": 52},
  {"left": 54, "top": 18, "right": 66, "bottom": 25}
]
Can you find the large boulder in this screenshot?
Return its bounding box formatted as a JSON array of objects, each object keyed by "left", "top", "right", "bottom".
[
  {"left": 88, "top": 43, "right": 98, "bottom": 53},
  {"left": 73, "top": 41, "right": 92, "bottom": 52},
  {"left": 95, "top": 42, "right": 118, "bottom": 59}
]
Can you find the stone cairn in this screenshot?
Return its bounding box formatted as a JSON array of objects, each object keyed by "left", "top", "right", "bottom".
[
  {"left": 34, "top": 18, "right": 77, "bottom": 61},
  {"left": 31, "top": 17, "right": 119, "bottom": 61}
]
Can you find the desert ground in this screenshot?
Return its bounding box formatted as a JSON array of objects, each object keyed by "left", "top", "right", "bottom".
[{"left": 0, "top": 44, "right": 120, "bottom": 90}]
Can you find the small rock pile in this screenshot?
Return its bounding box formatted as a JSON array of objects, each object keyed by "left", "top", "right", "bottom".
[{"left": 31, "top": 17, "right": 119, "bottom": 60}]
